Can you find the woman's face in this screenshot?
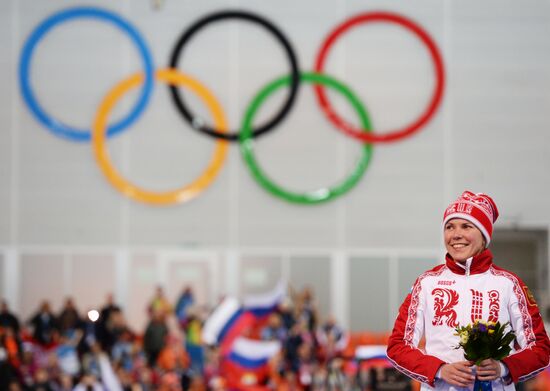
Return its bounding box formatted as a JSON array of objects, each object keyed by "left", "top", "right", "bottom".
[{"left": 444, "top": 218, "right": 485, "bottom": 262}]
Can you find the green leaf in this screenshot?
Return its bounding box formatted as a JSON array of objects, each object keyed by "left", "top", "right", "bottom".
[{"left": 456, "top": 320, "right": 516, "bottom": 363}]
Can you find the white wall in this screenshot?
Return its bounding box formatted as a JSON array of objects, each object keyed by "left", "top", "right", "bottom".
[{"left": 1, "top": 0, "right": 549, "bottom": 330}]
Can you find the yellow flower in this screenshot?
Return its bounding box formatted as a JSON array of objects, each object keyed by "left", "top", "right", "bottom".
[
  {"left": 460, "top": 331, "right": 469, "bottom": 344},
  {"left": 488, "top": 329, "right": 495, "bottom": 335}
]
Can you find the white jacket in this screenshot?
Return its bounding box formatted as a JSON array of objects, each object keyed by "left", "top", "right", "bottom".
[{"left": 387, "top": 249, "right": 550, "bottom": 390}]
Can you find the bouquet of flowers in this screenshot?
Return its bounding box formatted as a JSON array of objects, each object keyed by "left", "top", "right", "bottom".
[{"left": 454, "top": 320, "right": 516, "bottom": 390}]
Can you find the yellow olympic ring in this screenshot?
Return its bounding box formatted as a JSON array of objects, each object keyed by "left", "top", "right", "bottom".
[{"left": 92, "top": 68, "right": 229, "bottom": 205}]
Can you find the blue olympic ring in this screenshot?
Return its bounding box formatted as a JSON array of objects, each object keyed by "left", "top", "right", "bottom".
[{"left": 19, "top": 6, "right": 155, "bottom": 142}]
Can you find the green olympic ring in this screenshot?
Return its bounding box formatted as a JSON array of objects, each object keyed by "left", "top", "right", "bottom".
[{"left": 240, "top": 72, "right": 373, "bottom": 204}]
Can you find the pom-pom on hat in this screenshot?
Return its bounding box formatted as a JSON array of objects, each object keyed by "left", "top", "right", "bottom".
[{"left": 443, "top": 191, "right": 499, "bottom": 247}]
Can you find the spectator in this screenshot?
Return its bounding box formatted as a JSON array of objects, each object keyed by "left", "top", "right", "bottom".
[
  {"left": 55, "top": 330, "right": 81, "bottom": 377},
  {"left": 99, "top": 293, "right": 121, "bottom": 326},
  {"left": 28, "top": 301, "right": 57, "bottom": 346},
  {"left": 57, "top": 373, "right": 73, "bottom": 391},
  {"left": 30, "top": 367, "right": 56, "bottom": 391},
  {"left": 106, "top": 308, "right": 134, "bottom": 356},
  {"left": 111, "top": 326, "right": 135, "bottom": 371},
  {"left": 148, "top": 286, "right": 172, "bottom": 321},
  {"left": 182, "top": 306, "right": 205, "bottom": 376},
  {"left": 18, "top": 342, "right": 36, "bottom": 387},
  {"left": 296, "top": 342, "right": 315, "bottom": 388},
  {"left": 0, "top": 300, "right": 21, "bottom": 334},
  {"left": 316, "top": 315, "right": 345, "bottom": 361},
  {"left": 0, "top": 328, "right": 19, "bottom": 390},
  {"left": 97, "top": 293, "right": 121, "bottom": 352},
  {"left": 278, "top": 298, "right": 296, "bottom": 332},
  {"left": 143, "top": 308, "right": 169, "bottom": 367},
  {"left": 57, "top": 297, "right": 82, "bottom": 336},
  {"left": 285, "top": 321, "right": 305, "bottom": 373},
  {"left": 260, "top": 313, "right": 287, "bottom": 343},
  {"left": 156, "top": 336, "right": 189, "bottom": 373},
  {"left": 294, "top": 286, "right": 318, "bottom": 334},
  {"left": 78, "top": 309, "right": 100, "bottom": 357},
  {"left": 175, "top": 286, "right": 194, "bottom": 328}
]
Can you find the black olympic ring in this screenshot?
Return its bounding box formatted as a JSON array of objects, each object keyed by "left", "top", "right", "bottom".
[{"left": 168, "top": 10, "right": 300, "bottom": 142}]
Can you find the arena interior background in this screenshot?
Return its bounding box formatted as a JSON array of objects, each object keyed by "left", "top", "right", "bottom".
[{"left": 0, "top": 0, "right": 549, "bottom": 332}]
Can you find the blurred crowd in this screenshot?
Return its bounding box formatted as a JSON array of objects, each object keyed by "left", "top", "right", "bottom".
[{"left": 0, "top": 286, "right": 547, "bottom": 391}]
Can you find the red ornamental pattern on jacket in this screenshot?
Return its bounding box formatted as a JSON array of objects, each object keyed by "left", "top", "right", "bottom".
[
  {"left": 471, "top": 289, "right": 483, "bottom": 323},
  {"left": 469, "top": 289, "right": 501, "bottom": 323},
  {"left": 433, "top": 288, "right": 503, "bottom": 325},
  {"left": 488, "top": 289, "right": 500, "bottom": 322},
  {"left": 431, "top": 288, "right": 459, "bottom": 327}
]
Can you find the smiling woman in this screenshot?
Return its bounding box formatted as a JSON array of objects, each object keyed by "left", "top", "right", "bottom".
[
  {"left": 386, "top": 191, "right": 550, "bottom": 391},
  {"left": 444, "top": 219, "right": 486, "bottom": 262}
]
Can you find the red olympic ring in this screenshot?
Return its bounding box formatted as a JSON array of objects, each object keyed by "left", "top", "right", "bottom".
[{"left": 314, "top": 11, "right": 446, "bottom": 144}]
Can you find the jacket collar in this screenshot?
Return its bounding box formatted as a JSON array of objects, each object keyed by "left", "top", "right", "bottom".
[{"left": 445, "top": 248, "right": 493, "bottom": 276}]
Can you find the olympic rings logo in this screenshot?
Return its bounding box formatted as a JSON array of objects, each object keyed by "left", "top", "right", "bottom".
[{"left": 19, "top": 6, "right": 445, "bottom": 206}]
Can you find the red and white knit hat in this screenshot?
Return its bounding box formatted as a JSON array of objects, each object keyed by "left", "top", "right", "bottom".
[{"left": 443, "top": 191, "right": 499, "bottom": 246}]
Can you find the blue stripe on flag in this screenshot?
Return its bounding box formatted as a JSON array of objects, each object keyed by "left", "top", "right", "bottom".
[
  {"left": 217, "top": 308, "right": 243, "bottom": 344},
  {"left": 227, "top": 351, "right": 269, "bottom": 369}
]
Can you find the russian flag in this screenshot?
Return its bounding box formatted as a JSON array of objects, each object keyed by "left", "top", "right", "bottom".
[
  {"left": 222, "top": 337, "right": 281, "bottom": 387},
  {"left": 201, "top": 297, "right": 257, "bottom": 355},
  {"left": 201, "top": 297, "right": 241, "bottom": 346},
  {"left": 202, "top": 283, "right": 286, "bottom": 355},
  {"left": 356, "top": 345, "right": 392, "bottom": 369},
  {"left": 242, "top": 281, "right": 286, "bottom": 318},
  {"left": 228, "top": 337, "right": 281, "bottom": 368}
]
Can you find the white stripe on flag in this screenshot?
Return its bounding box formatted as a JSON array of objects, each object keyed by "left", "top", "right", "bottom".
[
  {"left": 201, "top": 297, "right": 240, "bottom": 345},
  {"left": 232, "top": 337, "right": 281, "bottom": 360},
  {"left": 242, "top": 281, "right": 286, "bottom": 309},
  {"left": 355, "top": 345, "right": 388, "bottom": 360}
]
